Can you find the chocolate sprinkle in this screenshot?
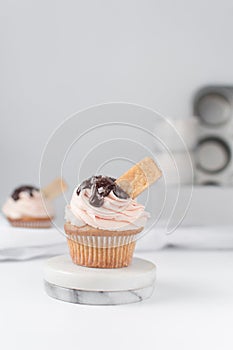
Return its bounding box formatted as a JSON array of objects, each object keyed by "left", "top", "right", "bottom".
[
  {"left": 11, "top": 185, "right": 39, "bottom": 201},
  {"left": 76, "top": 175, "right": 129, "bottom": 207}
]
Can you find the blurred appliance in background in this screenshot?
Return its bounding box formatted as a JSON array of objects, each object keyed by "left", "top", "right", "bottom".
[
  {"left": 148, "top": 88, "right": 233, "bottom": 251},
  {"left": 194, "top": 86, "right": 233, "bottom": 186}
]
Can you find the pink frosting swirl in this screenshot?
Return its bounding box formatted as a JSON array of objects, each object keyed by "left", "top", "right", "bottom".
[
  {"left": 2, "top": 191, "right": 54, "bottom": 219},
  {"left": 65, "top": 187, "right": 149, "bottom": 231}
]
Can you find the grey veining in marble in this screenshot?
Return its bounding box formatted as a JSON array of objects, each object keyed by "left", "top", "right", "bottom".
[
  {"left": 44, "top": 255, "right": 156, "bottom": 305},
  {"left": 44, "top": 280, "right": 155, "bottom": 305}
]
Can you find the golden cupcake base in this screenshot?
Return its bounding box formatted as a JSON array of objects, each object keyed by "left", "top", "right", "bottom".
[{"left": 64, "top": 223, "right": 143, "bottom": 268}]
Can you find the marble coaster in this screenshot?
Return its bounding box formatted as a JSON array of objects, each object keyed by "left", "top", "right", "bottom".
[{"left": 44, "top": 255, "right": 156, "bottom": 305}]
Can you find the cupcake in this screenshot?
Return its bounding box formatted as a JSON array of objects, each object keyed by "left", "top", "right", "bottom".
[
  {"left": 65, "top": 157, "right": 162, "bottom": 268},
  {"left": 2, "top": 185, "right": 54, "bottom": 228}
]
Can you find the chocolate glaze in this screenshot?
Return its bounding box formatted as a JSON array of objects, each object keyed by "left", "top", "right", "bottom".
[
  {"left": 76, "top": 175, "right": 129, "bottom": 207},
  {"left": 11, "top": 185, "right": 39, "bottom": 201}
]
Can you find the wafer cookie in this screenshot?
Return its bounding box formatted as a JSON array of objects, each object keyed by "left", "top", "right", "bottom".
[{"left": 116, "top": 157, "right": 161, "bottom": 198}]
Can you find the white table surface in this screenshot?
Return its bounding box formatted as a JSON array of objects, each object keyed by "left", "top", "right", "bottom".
[{"left": 0, "top": 248, "right": 233, "bottom": 350}]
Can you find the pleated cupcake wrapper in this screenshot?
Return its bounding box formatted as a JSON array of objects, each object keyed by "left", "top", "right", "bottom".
[
  {"left": 66, "top": 233, "right": 139, "bottom": 248},
  {"left": 67, "top": 238, "right": 136, "bottom": 268},
  {"left": 8, "top": 220, "right": 52, "bottom": 229},
  {"left": 66, "top": 232, "right": 141, "bottom": 268}
]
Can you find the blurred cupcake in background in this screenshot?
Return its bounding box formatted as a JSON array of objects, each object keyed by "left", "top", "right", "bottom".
[
  {"left": 2, "top": 185, "right": 54, "bottom": 228},
  {"left": 2, "top": 179, "right": 67, "bottom": 228}
]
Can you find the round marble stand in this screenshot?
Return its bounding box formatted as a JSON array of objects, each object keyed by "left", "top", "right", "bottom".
[{"left": 44, "top": 255, "right": 156, "bottom": 305}]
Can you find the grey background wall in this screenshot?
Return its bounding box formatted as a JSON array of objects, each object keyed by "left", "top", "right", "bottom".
[{"left": 1, "top": 0, "right": 233, "bottom": 201}]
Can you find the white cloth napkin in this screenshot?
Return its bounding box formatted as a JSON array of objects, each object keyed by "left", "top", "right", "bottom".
[{"left": 0, "top": 215, "right": 67, "bottom": 261}]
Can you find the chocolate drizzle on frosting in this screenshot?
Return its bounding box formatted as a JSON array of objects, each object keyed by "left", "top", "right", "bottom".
[
  {"left": 11, "top": 185, "right": 39, "bottom": 201},
  {"left": 77, "top": 175, "right": 129, "bottom": 207}
]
